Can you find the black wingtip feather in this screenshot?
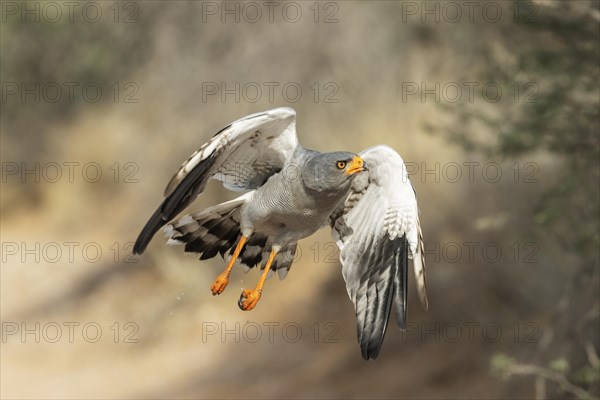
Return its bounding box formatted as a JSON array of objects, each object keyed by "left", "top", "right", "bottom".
[
  {"left": 355, "top": 236, "right": 411, "bottom": 360},
  {"left": 394, "top": 235, "right": 409, "bottom": 331},
  {"left": 162, "top": 152, "right": 217, "bottom": 219},
  {"left": 133, "top": 207, "right": 167, "bottom": 255},
  {"left": 357, "top": 238, "right": 400, "bottom": 360},
  {"left": 134, "top": 152, "right": 219, "bottom": 255}
]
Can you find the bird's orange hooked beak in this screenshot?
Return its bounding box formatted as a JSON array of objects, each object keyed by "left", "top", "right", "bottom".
[{"left": 345, "top": 156, "right": 366, "bottom": 175}]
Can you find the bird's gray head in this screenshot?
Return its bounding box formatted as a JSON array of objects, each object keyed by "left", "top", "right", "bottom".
[{"left": 301, "top": 151, "right": 367, "bottom": 194}]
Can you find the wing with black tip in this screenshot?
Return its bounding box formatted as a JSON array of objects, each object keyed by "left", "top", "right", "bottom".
[
  {"left": 330, "top": 145, "right": 428, "bottom": 360},
  {"left": 133, "top": 107, "right": 298, "bottom": 255}
]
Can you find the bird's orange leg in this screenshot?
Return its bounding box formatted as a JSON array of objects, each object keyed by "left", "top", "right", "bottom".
[
  {"left": 210, "top": 235, "right": 248, "bottom": 295},
  {"left": 238, "top": 248, "right": 278, "bottom": 311}
]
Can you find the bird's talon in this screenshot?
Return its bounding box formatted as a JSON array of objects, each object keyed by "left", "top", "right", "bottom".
[
  {"left": 238, "top": 289, "right": 261, "bottom": 311},
  {"left": 210, "top": 274, "right": 229, "bottom": 295}
]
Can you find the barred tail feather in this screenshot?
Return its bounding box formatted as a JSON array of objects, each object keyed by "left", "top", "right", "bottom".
[
  {"left": 164, "top": 194, "right": 249, "bottom": 261},
  {"left": 163, "top": 194, "right": 297, "bottom": 278}
]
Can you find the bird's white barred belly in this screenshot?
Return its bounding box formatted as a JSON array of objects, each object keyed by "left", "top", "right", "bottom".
[{"left": 241, "top": 172, "right": 340, "bottom": 245}]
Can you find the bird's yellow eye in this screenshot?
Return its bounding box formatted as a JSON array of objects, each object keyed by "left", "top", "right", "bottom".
[{"left": 337, "top": 161, "right": 347, "bottom": 169}]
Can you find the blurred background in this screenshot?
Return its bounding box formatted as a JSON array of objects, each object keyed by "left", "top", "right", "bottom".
[{"left": 1, "top": 0, "right": 598, "bottom": 398}]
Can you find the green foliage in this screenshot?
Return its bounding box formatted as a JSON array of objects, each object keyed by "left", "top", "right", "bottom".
[
  {"left": 0, "top": 7, "right": 155, "bottom": 153},
  {"left": 436, "top": 0, "right": 600, "bottom": 256},
  {"left": 550, "top": 358, "right": 570, "bottom": 374},
  {"left": 444, "top": 2, "right": 599, "bottom": 398},
  {"left": 572, "top": 364, "right": 600, "bottom": 386},
  {"left": 490, "top": 353, "right": 517, "bottom": 378}
]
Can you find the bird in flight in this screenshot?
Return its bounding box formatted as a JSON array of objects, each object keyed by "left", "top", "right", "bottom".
[{"left": 133, "top": 107, "right": 428, "bottom": 359}]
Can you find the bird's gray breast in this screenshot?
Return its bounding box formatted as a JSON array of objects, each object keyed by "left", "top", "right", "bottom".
[{"left": 241, "top": 162, "right": 345, "bottom": 245}]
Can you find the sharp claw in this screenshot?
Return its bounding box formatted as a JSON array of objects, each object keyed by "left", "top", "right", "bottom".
[
  {"left": 211, "top": 274, "right": 229, "bottom": 296},
  {"left": 238, "top": 289, "right": 261, "bottom": 311},
  {"left": 238, "top": 292, "right": 246, "bottom": 309}
]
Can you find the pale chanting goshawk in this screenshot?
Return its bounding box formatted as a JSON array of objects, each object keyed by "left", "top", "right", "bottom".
[{"left": 133, "top": 107, "right": 428, "bottom": 359}]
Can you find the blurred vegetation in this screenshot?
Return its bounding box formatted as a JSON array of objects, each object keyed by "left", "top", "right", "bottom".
[
  {"left": 436, "top": 0, "right": 599, "bottom": 256},
  {"left": 435, "top": 1, "right": 600, "bottom": 397},
  {"left": 0, "top": 5, "right": 157, "bottom": 156}
]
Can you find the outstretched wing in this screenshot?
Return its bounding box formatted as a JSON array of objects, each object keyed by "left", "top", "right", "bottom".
[
  {"left": 330, "top": 145, "right": 428, "bottom": 360},
  {"left": 134, "top": 107, "right": 298, "bottom": 254}
]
